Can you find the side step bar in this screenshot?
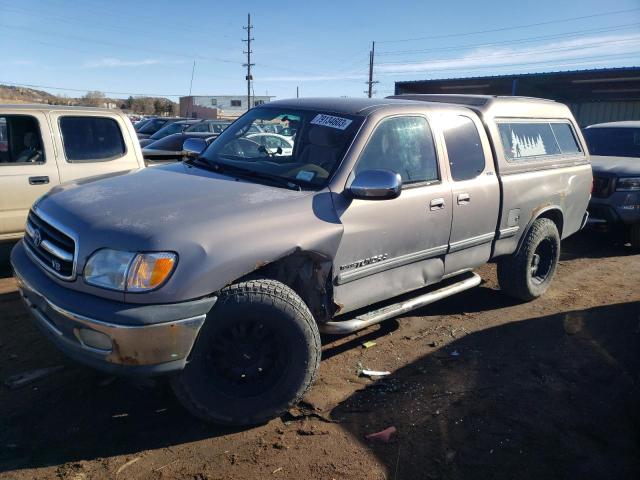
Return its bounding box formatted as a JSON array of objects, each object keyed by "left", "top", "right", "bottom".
[{"left": 319, "top": 272, "right": 481, "bottom": 335}]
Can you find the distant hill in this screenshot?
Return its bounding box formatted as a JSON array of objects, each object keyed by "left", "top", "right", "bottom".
[{"left": 0, "top": 84, "right": 178, "bottom": 115}]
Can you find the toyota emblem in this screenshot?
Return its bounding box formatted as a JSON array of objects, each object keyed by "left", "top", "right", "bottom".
[{"left": 32, "top": 229, "right": 42, "bottom": 247}]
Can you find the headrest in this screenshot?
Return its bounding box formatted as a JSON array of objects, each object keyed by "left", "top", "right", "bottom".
[
  {"left": 24, "top": 132, "right": 38, "bottom": 148},
  {"left": 308, "top": 126, "right": 341, "bottom": 147}
]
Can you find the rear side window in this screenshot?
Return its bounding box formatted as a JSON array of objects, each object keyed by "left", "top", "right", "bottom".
[
  {"left": 0, "top": 115, "right": 45, "bottom": 164},
  {"left": 356, "top": 116, "right": 439, "bottom": 185},
  {"left": 442, "top": 115, "right": 486, "bottom": 181},
  {"left": 498, "top": 121, "right": 582, "bottom": 161},
  {"left": 60, "top": 116, "right": 126, "bottom": 162}
]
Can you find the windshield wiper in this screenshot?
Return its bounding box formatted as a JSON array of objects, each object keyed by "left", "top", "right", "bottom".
[{"left": 186, "top": 157, "right": 302, "bottom": 191}]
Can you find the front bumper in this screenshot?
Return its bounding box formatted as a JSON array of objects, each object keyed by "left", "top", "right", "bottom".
[
  {"left": 10, "top": 241, "right": 216, "bottom": 376},
  {"left": 588, "top": 191, "right": 640, "bottom": 227}
]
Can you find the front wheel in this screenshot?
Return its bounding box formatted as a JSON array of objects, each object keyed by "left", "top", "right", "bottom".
[
  {"left": 629, "top": 224, "right": 640, "bottom": 249},
  {"left": 171, "top": 279, "right": 321, "bottom": 425},
  {"left": 497, "top": 218, "right": 561, "bottom": 301}
]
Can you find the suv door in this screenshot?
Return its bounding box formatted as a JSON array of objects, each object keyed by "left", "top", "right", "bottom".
[
  {"left": 439, "top": 114, "right": 500, "bottom": 274},
  {"left": 332, "top": 115, "right": 453, "bottom": 314},
  {"left": 0, "top": 112, "right": 60, "bottom": 239},
  {"left": 49, "top": 112, "right": 141, "bottom": 183}
]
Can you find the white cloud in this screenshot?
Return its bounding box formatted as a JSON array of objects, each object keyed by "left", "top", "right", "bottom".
[
  {"left": 8, "top": 60, "right": 35, "bottom": 66},
  {"left": 82, "top": 58, "right": 160, "bottom": 68},
  {"left": 375, "top": 33, "right": 640, "bottom": 75},
  {"left": 261, "top": 73, "right": 365, "bottom": 82}
]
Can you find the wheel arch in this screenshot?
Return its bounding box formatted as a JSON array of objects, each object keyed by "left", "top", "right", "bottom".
[
  {"left": 234, "top": 250, "right": 335, "bottom": 323},
  {"left": 516, "top": 206, "right": 564, "bottom": 254}
]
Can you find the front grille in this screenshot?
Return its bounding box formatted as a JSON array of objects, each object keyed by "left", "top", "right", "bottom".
[
  {"left": 592, "top": 175, "right": 615, "bottom": 198},
  {"left": 24, "top": 210, "right": 76, "bottom": 280}
]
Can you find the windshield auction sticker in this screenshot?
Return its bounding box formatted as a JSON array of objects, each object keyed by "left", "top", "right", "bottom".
[{"left": 310, "top": 114, "right": 353, "bottom": 130}]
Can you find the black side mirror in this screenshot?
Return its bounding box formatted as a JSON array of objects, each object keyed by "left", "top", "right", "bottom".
[
  {"left": 347, "top": 169, "right": 402, "bottom": 200},
  {"left": 182, "top": 138, "right": 207, "bottom": 156}
]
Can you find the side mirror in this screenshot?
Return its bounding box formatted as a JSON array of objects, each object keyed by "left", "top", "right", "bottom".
[
  {"left": 182, "top": 138, "right": 207, "bottom": 156},
  {"left": 347, "top": 169, "right": 402, "bottom": 200}
]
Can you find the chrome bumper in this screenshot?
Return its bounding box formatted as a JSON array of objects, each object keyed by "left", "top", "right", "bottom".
[{"left": 15, "top": 271, "right": 206, "bottom": 369}]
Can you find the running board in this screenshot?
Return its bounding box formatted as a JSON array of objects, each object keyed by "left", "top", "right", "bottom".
[{"left": 319, "top": 272, "right": 482, "bottom": 335}]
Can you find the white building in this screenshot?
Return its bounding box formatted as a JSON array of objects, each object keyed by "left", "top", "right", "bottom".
[{"left": 180, "top": 95, "right": 274, "bottom": 119}]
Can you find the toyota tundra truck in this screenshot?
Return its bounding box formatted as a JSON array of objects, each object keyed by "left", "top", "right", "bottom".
[{"left": 10, "top": 95, "right": 592, "bottom": 425}]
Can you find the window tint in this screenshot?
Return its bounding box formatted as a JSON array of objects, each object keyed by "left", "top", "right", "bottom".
[
  {"left": 0, "top": 115, "right": 45, "bottom": 164},
  {"left": 186, "top": 122, "right": 210, "bottom": 133},
  {"left": 60, "top": 116, "right": 125, "bottom": 162},
  {"left": 442, "top": 115, "right": 485, "bottom": 181},
  {"left": 551, "top": 123, "right": 581, "bottom": 154},
  {"left": 498, "top": 121, "right": 583, "bottom": 161},
  {"left": 584, "top": 127, "right": 640, "bottom": 158},
  {"left": 356, "top": 116, "right": 438, "bottom": 184}
]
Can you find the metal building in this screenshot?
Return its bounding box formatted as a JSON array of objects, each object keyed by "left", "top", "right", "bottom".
[{"left": 394, "top": 67, "right": 640, "bottom": 127}]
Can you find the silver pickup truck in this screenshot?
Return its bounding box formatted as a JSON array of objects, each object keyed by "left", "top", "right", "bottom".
[{"left": 10, "top": 95, "right": 591, "bottom": 425}]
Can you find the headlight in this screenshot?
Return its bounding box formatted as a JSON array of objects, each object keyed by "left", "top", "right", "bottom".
[
  {"left": 616, "top": 177, "right": 640, "bottom": 191},
  {"left": 84, "top": 249, "right": 177, "bottom": 292}
]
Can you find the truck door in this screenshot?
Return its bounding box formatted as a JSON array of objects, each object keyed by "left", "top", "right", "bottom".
[
  {"left": 439, "top": 114, "right": 500, "bottom": 275},
  {"left": 332, "top": 115, "right": 453, "bottom": 315},
  {"left": 0, "top": 111, "right": 60, "bottom": 240},
  {"left": 49, "top": 112, "right": 141, "bottom": 183}
]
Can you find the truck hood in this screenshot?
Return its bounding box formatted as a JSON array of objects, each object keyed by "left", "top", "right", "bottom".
[
  {"left": 590, "top": 155, "right": 640, "bottom": 176},
  {"left": 38, "top": 161, "right": 313, "bottom": 252}
]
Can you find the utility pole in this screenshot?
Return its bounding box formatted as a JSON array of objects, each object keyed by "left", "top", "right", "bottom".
[
  {"left": 296, "top": 86, "right": 299, "bottom": 98},
  {"left": 242, "top": 13, "right": 254, "bottom": 111},
  {"left": 366, "top": 41, "right": 378, "bottom": 98},
  {"left": 187, "top": 60, "right": 195, "bottom": 118}
]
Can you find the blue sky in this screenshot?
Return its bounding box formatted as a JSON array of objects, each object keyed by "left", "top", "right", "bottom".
[{"left": 3, "top": 0, "right": 640, "bottom": 101}]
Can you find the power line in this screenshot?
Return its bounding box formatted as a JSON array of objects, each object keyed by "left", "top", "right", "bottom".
[
  {"left": 0, "top": 80, "right": 185, "bottom": 98},
  {"left": 377, "top": 7, "right": 640, "bottom": 44},
  {"left": 376, "top": 36, "right": 640, "bottom": 67},
  {"left": 374, "top": 52, "right": 640, "bottom": 76},
  {"left": 377, "top": 22, "right": 640, "bottom": 56}
]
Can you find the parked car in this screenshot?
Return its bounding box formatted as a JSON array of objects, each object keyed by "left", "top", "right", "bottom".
[
  {"left": 138, "top": 120, "right": 202, "bottom": 148},
  {"left": 136, "top": 117, "right": 185, "bottom": 139},
  {"left": 11, "top": 95, "right": 591, "bottom": 426},
  {"left": 185, "top": 120, "right": 233, "bottom": 134},
  {"left": 246, "top": 133, "right": 294, "bottom": 156},
  {"left": 583, "top": 121, "right": 640, "bottom": 247},
  {"left": 142, "top": 132, "right": 218, "bottom": 164},
  {"left": 0, "top": 104, "right": 145, "bottom": 241}
]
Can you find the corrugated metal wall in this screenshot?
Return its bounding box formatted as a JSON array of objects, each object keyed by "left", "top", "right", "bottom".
[{"left": 569, "top": 101, "right": 640, "bottom": 127}]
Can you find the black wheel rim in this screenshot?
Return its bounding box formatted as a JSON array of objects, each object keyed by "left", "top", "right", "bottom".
[
  {"left": 205, "top": 320, "right": 289, "bottom": 398},
  {"left": 530, "top": 237, "right": 556, "bottom": 285}
]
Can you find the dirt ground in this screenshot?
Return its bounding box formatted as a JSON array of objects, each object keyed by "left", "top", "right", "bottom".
[{"left": 0, "top": 231, "right": 638, "bottom": 480}]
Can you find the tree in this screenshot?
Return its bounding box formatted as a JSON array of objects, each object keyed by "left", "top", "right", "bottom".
[{"left": 80, "top": 90, "right": 106, "bottom": 107}]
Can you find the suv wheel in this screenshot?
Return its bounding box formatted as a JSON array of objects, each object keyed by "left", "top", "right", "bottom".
[
  {"left": 171, "top": 279, "right": 321, "bottom": 425},
  {"left": 629, "top": 224, "right": 640, "bottom": 249},
  {"left": 497, "top": 218, "right": 560, "bottom": 301}
]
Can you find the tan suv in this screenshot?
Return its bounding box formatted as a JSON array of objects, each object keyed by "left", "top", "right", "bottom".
[{"left": 0, "top": 105, "right": 145, "bottom": 241}]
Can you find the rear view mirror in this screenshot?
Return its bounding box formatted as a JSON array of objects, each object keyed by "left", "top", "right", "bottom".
[
  {"left": 182, "top": 138, "right": 207, "bottom": 156},
  {"left": 348, "top": 169, "right": 402, "bottom": 200}
]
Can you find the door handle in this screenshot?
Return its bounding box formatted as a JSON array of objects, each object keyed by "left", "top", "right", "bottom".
[
  {"left": 457, "top": 193, "right": 471, "bottom": 205},
  {"left": 29, "top": 176, "right": 49, "bottom": 185},
  {"left": 429, "top": 197, "right": 445, "bottom": 210}
]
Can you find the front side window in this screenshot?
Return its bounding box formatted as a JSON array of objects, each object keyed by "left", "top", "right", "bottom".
[
  {"left": 185, "top": 122, "right": 211, "bottom": 133},
  {"left": 356, "top": 116, "right": 439, "bottom": 185},
  {"left": 60, "top": 116, "right": 125, "bottom": 162},
  {"left": 498, "top": 121, "right": 582, "bottom": 161},
  {"left": 0, "top": 115, "right": 45, "bottom": 164},
  {"left": 442, "top": 115, "right": 485, "bottom": 181},
  {"left": 584, "top": 127, "right": 640, "bottom": 158},
  {"left": 197, "top": 108, "right": 363, "bottom": 189}
]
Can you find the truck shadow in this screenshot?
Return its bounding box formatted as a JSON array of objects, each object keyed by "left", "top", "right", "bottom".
[
  {"left": 0, "top": 242, "right": 17, "bottom": 279},
  {"left": 561, "top": 230, "right": 636, "bottom": 260},
  {"left": 331, "top": 301, "right": 640, "bottom": 480}
]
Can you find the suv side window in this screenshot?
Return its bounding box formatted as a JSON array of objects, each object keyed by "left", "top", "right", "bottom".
[
  {"left": 443, "top": 115, "right": 485, "bottom": 181},
  {"left": 0, "top": 115, "right": 45, "bottom": 164},
  {"left": 356, "top": 116, "right": 439, "bottom": 184},
  {"left": 59, "top": 116, "right": 126, "bottom": 162}
]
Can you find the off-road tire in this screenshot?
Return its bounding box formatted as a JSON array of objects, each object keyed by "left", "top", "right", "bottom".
[
  {"left": 497, "top": 218, "right": 560, "bottom": 301},
  {"left": 171, "top": 279, "right": 321, "bottom": 425},
  {"left": 629, "top": 224, "right": 640, "bottom": 249}
]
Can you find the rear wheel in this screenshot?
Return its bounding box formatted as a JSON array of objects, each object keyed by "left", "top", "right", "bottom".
[
  {"left": 497, "top": 218, "right": 560, "bottom": 301},
  {"left": 171, "top": 279, "right": 321, "bottom": 425}
]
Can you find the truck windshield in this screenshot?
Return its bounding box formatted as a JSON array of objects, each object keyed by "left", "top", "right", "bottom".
[
  {"left": 584, "top": 127, "right": 640, "bottom": 158},
  {"left": 198, "top": 108, "right": 363, "bottom": 189}
]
